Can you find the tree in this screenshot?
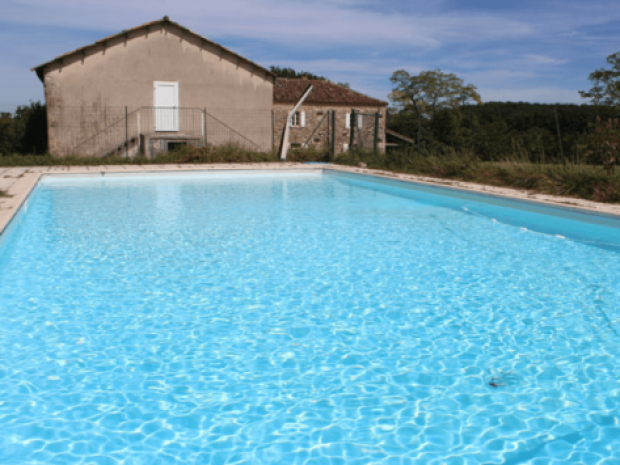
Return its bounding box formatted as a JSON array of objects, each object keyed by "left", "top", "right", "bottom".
[
  {"left": 269, "top": 66, "right": 327, "bottom": 80},
  {"left": 0, "top": 112, "right": 17, "bottom": 154},
  {"left": 579, "top": 52, "right": 620, "bottom": 107},
  {"left": 0, "top": 102, "right": 47, "bottom": 155},
  {"left": 389, "top": 69, "right": 481, "bottom": 119},
  {"left": 585, "top": 116, "right": 619, "bottom": 175}
]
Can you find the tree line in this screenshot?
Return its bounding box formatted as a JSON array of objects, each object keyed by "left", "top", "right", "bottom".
[
  {"left": 387, "top": 53, "right": 619, "bottom": 167},
  {"left": 0, "top": 102, "right": 47, "bottom": 154},
  {"left": 387, "top": 101, "right": 618, "bottom": 164}
]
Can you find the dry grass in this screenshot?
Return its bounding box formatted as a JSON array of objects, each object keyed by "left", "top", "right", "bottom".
[
  {"left": 335, "top": 150, "right": 620, "bottom": 203},
  {"left": 4, "top": 145, "right": 619, "bottom": 204},
  {"left": 0, "top": 145, "right": 331, "bottom": 167}
]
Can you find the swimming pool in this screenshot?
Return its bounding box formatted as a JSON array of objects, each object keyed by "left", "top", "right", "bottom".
[{"left": 0, "top": 170, "right": 619, "bottom": 464}]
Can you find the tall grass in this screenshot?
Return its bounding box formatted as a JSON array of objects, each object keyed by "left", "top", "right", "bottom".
[
  {"left": 0, "top": 145, "right": 331, "bottom": 167},
  {"left": 2, "top": 145, "right": 619, "bottom": 203},
  {"left": 335, "top": 149, "right": 620, "bottom": 203}
]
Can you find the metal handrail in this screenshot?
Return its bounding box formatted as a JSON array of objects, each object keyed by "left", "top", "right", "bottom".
[
  {"left": 69, "top": 106, "right": 265, "bottom": 155},
  {"left": 70, "top": 107, "right": 141, "bottom": 153}
]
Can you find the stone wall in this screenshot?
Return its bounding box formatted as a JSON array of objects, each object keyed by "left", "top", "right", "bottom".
[{"left": 273, "top": 104, "right": 386, "bottom": 156}]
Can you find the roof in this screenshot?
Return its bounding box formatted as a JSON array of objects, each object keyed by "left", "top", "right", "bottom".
[
  {"left": 31, "top": 17, "right": 275, "bottom": 82},
  {"left": 274, "top": 78, "right": 387, "bottom": 107}
]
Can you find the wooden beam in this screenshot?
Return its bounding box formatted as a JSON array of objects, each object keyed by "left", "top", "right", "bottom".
[
  {"left": 278, "top": 84, "right": 313, "bottom": 161},
  {"left": 386, "top": 129, "right": 416, "bottom": 145}
]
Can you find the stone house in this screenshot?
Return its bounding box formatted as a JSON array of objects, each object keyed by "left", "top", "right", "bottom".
[
  {"left": 32, "top": 17, "right": 275, "bottom": 156},
  {"left": 273, "top": 78, "right": 388, "bottom": 155}
]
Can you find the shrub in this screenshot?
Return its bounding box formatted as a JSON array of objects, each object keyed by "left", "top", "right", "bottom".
[{"left": 0, "top": 144, "right": 330, "bottom": 167}]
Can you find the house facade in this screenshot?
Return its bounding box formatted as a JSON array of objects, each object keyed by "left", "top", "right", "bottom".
[
  {"left": 273, "top": 78, "right": 388, "bottom": 156},
  {"left": 32, "top": 18, "right": 388, "bottom": 158},
  {"left": 32, "top": 17, "right": 275, "bottom": 156}
]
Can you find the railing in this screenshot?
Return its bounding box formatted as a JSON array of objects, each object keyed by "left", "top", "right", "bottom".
[
  {"left": 67, "top": 107, "right": 269, "bottom": 157},
  {"left": 203, "top": 111, "right": 264, "bottom": 152},
  {"left": 71, "top": 107, "right": 141, "bottom": 157}
]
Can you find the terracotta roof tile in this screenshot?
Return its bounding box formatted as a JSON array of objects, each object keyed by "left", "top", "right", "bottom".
[{"left": 274, "top": 78, "right": 387, "bottom": 106}]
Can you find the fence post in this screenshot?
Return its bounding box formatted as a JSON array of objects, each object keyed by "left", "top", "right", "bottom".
[
  {"left": 468, "top": 106, "right": 475, "bottom": 156},
  {"left": 554, "top": 106, "right": 564, "bottom": 164},
  {"left": 349, "top": 109, "right": 356, "bottom": 149},
  {"left": 417, "top": 110, "right": 421, "bottom": 157},
  {"left": 374, "top": 112, "right": 379, "bottom": 152},
  {"left": 203, "top": 108, "right": 207, "bottom": 148},
  {"left": 331, "top": 110, "right": 336, "bottom": 159},
  {"left": 137, "top": 109, "right": 141, "bottom": 156},
  {"left": 125, "top": 106, "right": 128, "bottom": 159}
]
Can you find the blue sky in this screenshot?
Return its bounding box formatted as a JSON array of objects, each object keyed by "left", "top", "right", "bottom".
[{"left": 1, "top": 0, "right": 619, "bottom": 107}]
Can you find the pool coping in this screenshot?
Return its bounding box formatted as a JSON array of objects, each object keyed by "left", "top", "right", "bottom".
[{"left": 1, "top": 162, "right": 620, "bottom": 238}]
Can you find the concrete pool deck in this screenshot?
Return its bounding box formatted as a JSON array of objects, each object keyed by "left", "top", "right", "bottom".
[{"left": 1, "top": 162, "right": 620, "bottom": 235}]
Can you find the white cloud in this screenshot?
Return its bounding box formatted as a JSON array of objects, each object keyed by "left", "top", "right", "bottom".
[
  {"left": 2, "top": 0, "right": 535, "bottom": 50},
  {"left": 478, "top": 87, "right": 583, "bottom": 104},
  {"left": 1, "top": 0, "right": 618, "bottom": 104},
  {"left": 273, "top": 58, "right": 424, "bottom": 79},
  {"left": 464, "top": 68, "right": 541, "bottom": 86},
  {"left": 523, "top": 54, "right": 567, "bottom": 65}
]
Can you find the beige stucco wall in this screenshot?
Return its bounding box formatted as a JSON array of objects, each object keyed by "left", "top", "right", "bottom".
[
  {"left": 273, "top": 103, "right": 386, "bottom": 156},
  {"left": 41, "top": 23, "right": 274, "bottom": 155}
]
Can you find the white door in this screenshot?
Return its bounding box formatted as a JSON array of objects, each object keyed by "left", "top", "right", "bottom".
[{"left": 154, "top": 81, "right": 179, "bottom": 131}]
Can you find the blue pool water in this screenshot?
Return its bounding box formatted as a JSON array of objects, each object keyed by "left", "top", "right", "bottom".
[{"left": 1, "top": 170, "right": 619, "bottom": 464}]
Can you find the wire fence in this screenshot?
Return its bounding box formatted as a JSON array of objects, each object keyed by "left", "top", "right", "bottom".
[
  {"left": 31, "top": 106, "right": 272, "bottom": 156},
  {"left": 3, "top": 101, "right": 620, "bottom": 164},
  {"left": 350, "top": 110, "right": 382, "bottom": 151},
  {"left": 386, "top": 104, "right": 620, "bottom": 165},
  {"left": 1, "top": 103, "right": 390, "bottom": 158},
  {"left": 273, "top": 108, "right": 385, "bottom": 157}
]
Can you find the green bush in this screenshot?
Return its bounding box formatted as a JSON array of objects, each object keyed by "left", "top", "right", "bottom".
[{"left": 0, "top": 102, "right": 47, "bottom": 154}]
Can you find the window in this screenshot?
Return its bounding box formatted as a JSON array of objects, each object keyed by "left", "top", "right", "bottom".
[
  {"left": 167, "top": 141, "right": 187, "bottom": 152},
  {"left": 290, "top": 111, "right": 306, "bottom": 128},
  {"left": 291, "top": 112, "right": 300, "bottom": 127},
  {"left": 345, "top": 113, "right": 363, "bottom": 129}
]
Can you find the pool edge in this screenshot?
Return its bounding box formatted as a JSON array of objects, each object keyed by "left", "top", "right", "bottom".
[
  {"left": 0, "top": 164, "right": 323, "bottom": 238},
  {"left": 2, "top": 163, "right": 620, "bottom": 241},
  {"left": 324, "top": 165, "right": 620, "bottom": 220}
]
